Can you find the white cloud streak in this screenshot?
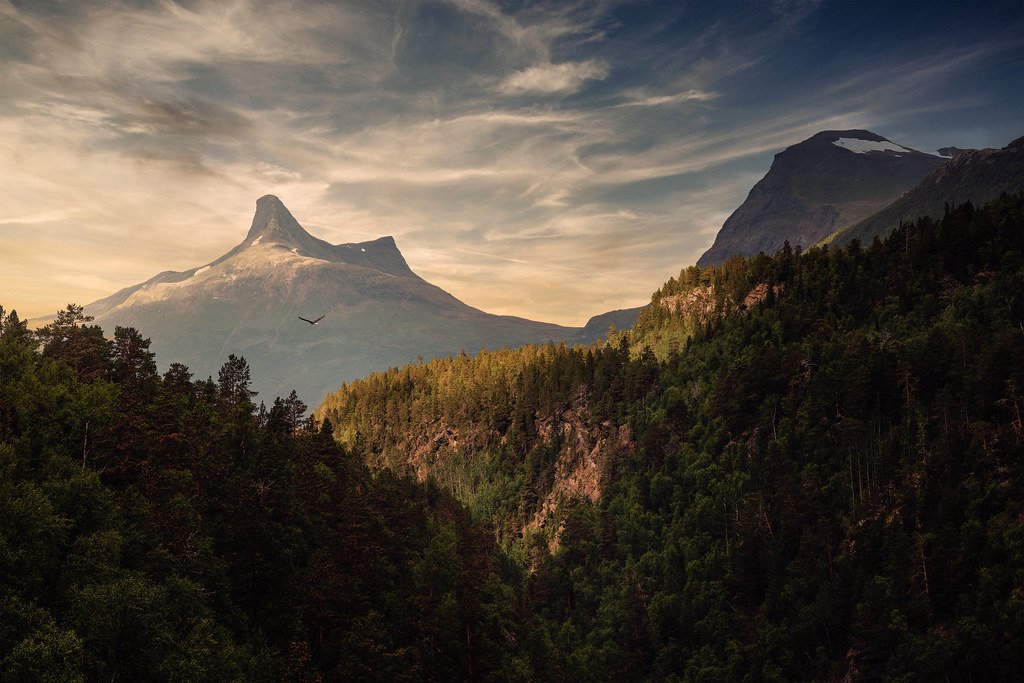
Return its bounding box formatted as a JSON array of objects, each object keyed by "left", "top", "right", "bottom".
[
  {"left": 499, "top": 59, "right": 610, "bottom": 94},
  {"left": 613, "top": 89, "right": 719, "bottom": 107}
]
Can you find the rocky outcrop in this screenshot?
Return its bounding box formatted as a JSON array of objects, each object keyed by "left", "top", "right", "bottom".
[
  {"left": 656, "top": 285, "right": 717, "bottom": 321},
  {"left": 526, "top": 389, "right": 633, "bottom": 543}
]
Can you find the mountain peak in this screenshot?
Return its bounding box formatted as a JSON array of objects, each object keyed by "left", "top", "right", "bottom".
[
  {"left": 226, "top": 195, "right": 420, "bottom": 278},
  {"left": 795, "top": 130, "right": 944, "bottom": 158},
  {"left": 696, "top": 129, "right": 946, "bottom": 267},
  {"left": 793, "top": 129, "right": 924, "bottom": 154},
  {"left": 807, "top": 129, "right": 887, "bottom": 143},
  {"left": 246, "top": 194, "right": 310, "bottom": 243},
  {"left": 80, "top": 194, "right": 579, "bottom": 404}
]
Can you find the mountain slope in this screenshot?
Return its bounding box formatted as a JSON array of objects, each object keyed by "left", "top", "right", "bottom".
[
  {"left": 826, "top": 134, "right": 1024, "bottom": 246},
  {"left": 576, "top": 305, "right": 646, "bottom": 344},
  {"left": 697, "top": 129, "right": 945, "bottom": 266},
  {"left": 86, "top": 195, "right": 578, "bottom": 403}
]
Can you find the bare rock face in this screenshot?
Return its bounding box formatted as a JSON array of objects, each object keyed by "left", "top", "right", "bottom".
[
  {"left": 697, "top": 130, "right": 946, "bottom": 266},
  {"left": 86, "top": 195, "right": 577, "bottom": 404},
  {"left": 527, "top": 388, "right": 632, "bottom": 530},
  {"left": 937, "top": 147, "right": 971, "bottom": 159}
]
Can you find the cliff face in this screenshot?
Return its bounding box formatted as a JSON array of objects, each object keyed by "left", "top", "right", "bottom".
[
  {"left": 317, "top": 335, "right": 651, "bottom": 553},
  {"left": 525, "top": 389, "right": 633, "bottom": 543},
  {"left": 339, "top": 382, "right": 633, "bottom": 549}
]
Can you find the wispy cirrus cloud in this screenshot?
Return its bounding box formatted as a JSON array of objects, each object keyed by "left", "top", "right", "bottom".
[
  {"left": 613, "top": 89, "right": 719, "bottom": 108},
  {"left": 499, "top": 59, "right": 610, "bottom": 94}
]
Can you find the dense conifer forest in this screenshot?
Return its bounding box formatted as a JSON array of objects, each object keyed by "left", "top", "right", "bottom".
[
  {"left": 2, "top": 194, "right": 1022, "bottom": 680},
  {"left": 0, "top": 309, "right": 530, "bottom": 679}
]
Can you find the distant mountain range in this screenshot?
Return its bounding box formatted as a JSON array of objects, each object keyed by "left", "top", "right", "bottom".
[
  {"left": 697, "top": 129, "right": 948, "bottom": 266},
  {"left": 578, "top": 306, "right": 646, "bottom": 340},
  {"left": 71, "top": 129, "right": 1020, "bottom": 405},
  {"left": 83, "top": 195, "right": 635, "bottom": 404},
  {"left": 827, "top": 135, "right": 1024, "bottom": 246}
]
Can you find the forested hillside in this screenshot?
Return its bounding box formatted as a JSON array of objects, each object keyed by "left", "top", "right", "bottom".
[
  {"left": 321, "top": 193, "right": 1024, "bottom": 680},
  {"left": 0, "top": 307, "right": 535, "bottom": 680}
]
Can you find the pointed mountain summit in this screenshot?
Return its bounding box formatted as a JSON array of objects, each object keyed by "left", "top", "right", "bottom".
[
  {"left": 248, "top": 194, "right": 308, "bottom": 242},
  {"left": 239, "top": 194, "right": 340, "bottom": 259},
  {"left": 85, "top": 196, "right": 579, "bottom": 403},
  {"left": 218, "top": 194, "right": 416, "bottom": 276},
  {"left": 697, "top": 129, "right": 946, "bottom": 266}
]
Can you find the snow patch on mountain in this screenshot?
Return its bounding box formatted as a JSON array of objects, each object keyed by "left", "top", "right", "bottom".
[{"left": 833, "top": 138, "right": 914, "bottom": 154}]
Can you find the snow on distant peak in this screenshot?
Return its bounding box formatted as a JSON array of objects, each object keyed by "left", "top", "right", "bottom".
[{"left": 832, "top": 137, "right": 914, "bottom": 155}]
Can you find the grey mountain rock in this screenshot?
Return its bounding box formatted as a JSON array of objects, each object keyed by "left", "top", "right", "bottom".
[
  {"left": 697, "top": 130, "right": 946, "bottom": 266},
  {"left": 937, "top": 147, "right": 972, "bottom": 159}
]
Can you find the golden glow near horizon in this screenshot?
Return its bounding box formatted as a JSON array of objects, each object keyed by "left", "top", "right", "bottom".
[{"left": 1, "top": 1, "right": 1020, "bottom": 325}]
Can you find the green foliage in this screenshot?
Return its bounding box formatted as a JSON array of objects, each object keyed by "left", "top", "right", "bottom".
[
  {"left": 0, "top": 306, "right": 536, "bottom": 680},
  {"left": 321, "top": 193, "right": 1024, "bottom": 679},
  {"left": 317, "top": 338, "right": 651, "bottom": 546},
  {"left": 528, "top": 193, "right": 1024, "bottom": 680}
]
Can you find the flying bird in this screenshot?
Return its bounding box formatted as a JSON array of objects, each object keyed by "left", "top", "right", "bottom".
[{"left": 299, "top": 315, "right": 325, "bottom": 325}]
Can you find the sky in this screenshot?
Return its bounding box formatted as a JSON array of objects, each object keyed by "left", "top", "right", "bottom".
[{"left": 1, "top": 0, "right": 1022, "bottom": 326}]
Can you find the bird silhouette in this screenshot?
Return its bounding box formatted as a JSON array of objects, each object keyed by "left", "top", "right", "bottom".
[{"left": 298, "top": 315, "right": 325, "bottom": 325}]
